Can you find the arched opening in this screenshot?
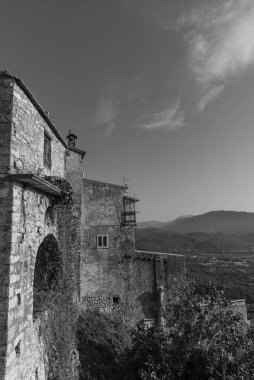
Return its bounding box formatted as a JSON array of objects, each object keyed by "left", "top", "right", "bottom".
[{"left": 33, "top": 234, "right": 62, "bottom": 319}]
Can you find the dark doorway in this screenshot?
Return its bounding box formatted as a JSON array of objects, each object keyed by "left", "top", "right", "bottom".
[{"left": 33, "top": 234, "right": 61, "bottom": 319}]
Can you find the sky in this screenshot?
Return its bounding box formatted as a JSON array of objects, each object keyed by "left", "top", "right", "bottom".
[{"left": 2, "top": 0, "right": 254, "bottom": 221}]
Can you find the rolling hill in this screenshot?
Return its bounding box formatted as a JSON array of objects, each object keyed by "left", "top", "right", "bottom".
[
  {"left": 138, "top": 211, "right": 254, "bottom": 234},
  {"left": 136, "top": 211, "right": 254, "bottom": 305}
]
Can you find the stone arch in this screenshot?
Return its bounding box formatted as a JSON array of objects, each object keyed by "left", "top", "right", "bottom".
[{"left": 33, "top": 234, "right": 62, "bottom": 319}]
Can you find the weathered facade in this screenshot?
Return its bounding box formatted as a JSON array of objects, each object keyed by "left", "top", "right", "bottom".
[{"left": 0, "top": 72, "right": 185, "bottom": 380}]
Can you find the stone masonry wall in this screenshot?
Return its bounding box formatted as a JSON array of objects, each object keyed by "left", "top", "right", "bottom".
[
  {"left": 10, "top": 81, "right": 66, "bottom": 177},
  {"left": 0, "top": 76, "right": 14, "bottom": 378},
  {"left": 80, "top": 183, "right": 135, "bottom": 321},
  {"left": 4, "top": 183, "right": 57, "bottom": 380},
  {"left": 0, "top": 77, "right": 13, "bottom": 174},
  {"left": 0, "top": 75, "right": 67, "bottom": 379},
  {"left": 0, "top": 181, "right": 13, "bottom": 379},
  {"left": 79, "top": 183, "right": 186, "bottom": 326}
]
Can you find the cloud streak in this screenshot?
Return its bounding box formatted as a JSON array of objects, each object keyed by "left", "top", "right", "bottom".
[
  {"left": 141, "top": 100, "right": 185, "bottom": 130},
  {"left": 178, "top": 0, "right": 254, "bottom": 107},
  {"left": 197, "top": 84, "right": 225, "bottom": 111},
  {"left": 95, "top": 78, "right": 120, "bottom": 136}
]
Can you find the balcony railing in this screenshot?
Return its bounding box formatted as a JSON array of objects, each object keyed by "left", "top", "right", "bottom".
[{"left": 122, "top": 211, "right": 137, "bottom": 226}]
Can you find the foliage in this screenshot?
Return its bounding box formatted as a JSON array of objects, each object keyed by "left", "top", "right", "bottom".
[
  {"left": 125, "top": 279, "right": 253, "bottom": 380},
  {"left": 44, "top": 175, "right": 73, "bottom": 204},
  {"left": 38, "top": 275, "right": 79, "bottom": 380},
  {"left": 34, "top": 200, "right": 79, "bottom": 379},
  {"left": 77, "top": 310, "right": 131, "bottom": 380}
]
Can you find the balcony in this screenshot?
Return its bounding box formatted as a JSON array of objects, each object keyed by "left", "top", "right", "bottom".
[
  {"left": 122, "top": 211, "right": 137, "bottom": 226},
  {"left": 121, "top": 195, "right": 138, "bottom": 227}
]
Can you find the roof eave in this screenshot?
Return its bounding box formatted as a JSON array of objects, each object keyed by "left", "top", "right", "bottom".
[{"left": 0, "top": 70, "right": 67, "bottom": 148}]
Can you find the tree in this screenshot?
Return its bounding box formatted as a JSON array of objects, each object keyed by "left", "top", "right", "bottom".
[{"left": 126, "top": 279, "right": 253, "bottom": 380}]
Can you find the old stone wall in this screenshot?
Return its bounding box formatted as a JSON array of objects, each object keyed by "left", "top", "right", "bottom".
[
  {"left": 0, "top": 72, "right": 187, "bottom": 379},
  {"left": 124, "top": 253, "right": 185, "bottom": 326},
  {"left": 0, "top": 73, "right": 69, "bottom": 379},
  {"left": 0, "top": 77, "right": 13, "bottom": 173},
  {"left": 10, "top": 82, "right": 66, "bottom": 177},
  {"left": 80, "top": 183, "right": 133, "bottom": 320},
  {"left": 2, "top": 181, "right": 81, "bottom": 380},
  {"left": 0, "top": 181, "right": 13, "bottom": 379},
  {"left": 79, "top": 183, "right": 186, "bottom": 326},
  {"left": 3, "top": 183, "right": 57, "bottom": 380}
]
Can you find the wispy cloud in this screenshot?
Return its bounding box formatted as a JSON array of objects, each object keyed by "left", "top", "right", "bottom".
[
  {"left": 197, "top": 84, "right": 225, "bottom": 111},
  {"left": 141, "top": 100, "right": 185, "bottom": 130},
  {"left": 95, "top": 79, "right": 120, "bottom": 136},
  {"left": 151, "top": 0, "right": 254, "bottom": 113},
  {"left": 178, "top": 0, "right": 254, "bottom": 107}
]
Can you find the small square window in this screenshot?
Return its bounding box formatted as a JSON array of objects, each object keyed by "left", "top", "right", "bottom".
[
  {"left": 44, "top": 132, "right": 51, "bottom": 169},
  {"left": 113, "top": 296, "right": 120, "bottom": 304},
  {"left": 97, "top": 235, "right": 108, "bottom": 248}
]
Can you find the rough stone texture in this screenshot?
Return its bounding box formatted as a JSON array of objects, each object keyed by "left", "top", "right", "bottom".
[
  {"left": 79, "top": 183, "right": 133, "bottom": 319},
  {"left": 0, "top": 180, "right": 13, "bottom": 379},
  {"left": 4, "top": 184, "right": 57, "bottom": 380},
  {"left": 0, "top": 77, "right": 13, "bottom": 174},
  {"left": 11, "top": 81, "right": 66, "bottom": 177},
  {"left": 0, "top": 73, "right": 186, "bottom": 379},
  {"left": 77, "top": 181, "right": 185, "bottom": 327},
  {"left": 0, "top": 74, "right": 67, "bottom": 380}
]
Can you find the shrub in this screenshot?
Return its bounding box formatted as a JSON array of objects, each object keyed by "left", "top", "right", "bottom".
[{"left": 77, "top": 309, "right": 131, "bottom": 380}]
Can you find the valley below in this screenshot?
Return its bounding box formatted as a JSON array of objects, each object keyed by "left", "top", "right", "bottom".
[{"left": 136, "top": 211, "right": 254, "bottom": 313}]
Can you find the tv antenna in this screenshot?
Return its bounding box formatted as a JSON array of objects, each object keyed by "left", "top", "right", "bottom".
[{"left": 123, "top": 177, "right": 130, "bottom": 188}]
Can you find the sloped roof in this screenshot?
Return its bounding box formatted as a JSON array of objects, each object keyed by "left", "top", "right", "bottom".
[
  {"left": 0, "top": 70, "right": 67, "bottom": 148},
  {"left": 83, "top": 178, "right": 127, "bottom": 189}
]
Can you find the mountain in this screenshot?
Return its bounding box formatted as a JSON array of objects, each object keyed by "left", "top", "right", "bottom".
[
  {"left": 135, "top": 229, "right": 254, "bottom": 252},
  {"left": 137, "top": 220, "right": 166, "bottom": 229},
  {"left": 140, "top": 211, "right": 254, "bottom": 234},
  {"left": 138, "top": 215, "right": 194, "bottom": 229}
]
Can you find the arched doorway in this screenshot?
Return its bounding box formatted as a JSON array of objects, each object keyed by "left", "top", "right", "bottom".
[{"left": 33, "top": 234, "right": 62, "bottom": 319}]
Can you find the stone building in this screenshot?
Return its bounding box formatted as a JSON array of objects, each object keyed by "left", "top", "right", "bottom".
[{"left": 0, "top": 71, "right": 185, "bottom": 380}]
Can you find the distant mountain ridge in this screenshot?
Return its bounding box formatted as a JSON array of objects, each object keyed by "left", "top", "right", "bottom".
[
  {"left": 138, "top": 211, "right": 254, "bottom": 234},
  {"left": 135, "top": 229, "right": 254, "bottom": 252},
  {"left": 137, "top": 220, "right": 166, "bottom": 229}
]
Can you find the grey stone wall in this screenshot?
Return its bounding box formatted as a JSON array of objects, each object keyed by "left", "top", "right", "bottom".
[
  {"left": 79, "top": 183, "right": 135, "bottom": 321},
  {"left": 0, "top": 74, "right": 68, "bottom": 379},
  {"left": 79, "top": 183, "right": 186, "bottom": 326},
  {"left": 4, "top": 184, "right": 56, "bottom": 380},
  {"left": 0, "top": 180, "right": 13, "bottom": 379},
  {"left": 0, "top": 73, "right": 187, "bottom": 379},
  {"left": 11, "top": 82, "right": 66, "bottom": 177},
  {"left": 0, "top": 77, "right": 13, "bottom": 174}
]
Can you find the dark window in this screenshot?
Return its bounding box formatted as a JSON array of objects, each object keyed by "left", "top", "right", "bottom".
[
  {"left": 122, "top": 197, "right": 137, "bottom": 226},
  {"left": 97, "top": 235, "right": 108, "bottom": 248},
  {"left": 44, "top": 132, "right": 51, "bottom": 169},
  {"left": 15, "top": 341, "right": 21, "bottom": 358},
  {"left": 17, "top": 293, "right": 21, "bottom": 306},
  {"left": 113, "top": 296, "right": 119, "bottom": 304}
]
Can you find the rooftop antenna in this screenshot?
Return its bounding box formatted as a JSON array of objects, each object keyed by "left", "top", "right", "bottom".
[{"left": 123, "top": 176, "right": 129, "bottom": 188}]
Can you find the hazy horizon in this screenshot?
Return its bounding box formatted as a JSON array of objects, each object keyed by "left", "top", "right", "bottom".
[
  {"left": 139, "top": 209, "right": 254, "bottom": 223},
  {"left": 2, "top": 0, "right": 254, "bottom": 221}
]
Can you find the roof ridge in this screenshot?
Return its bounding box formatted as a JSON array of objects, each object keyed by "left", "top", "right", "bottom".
[{"left": 0, "top": 70, "right": 67, "bottom": 148}]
